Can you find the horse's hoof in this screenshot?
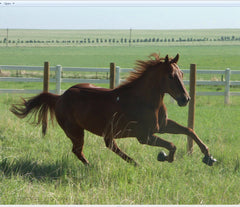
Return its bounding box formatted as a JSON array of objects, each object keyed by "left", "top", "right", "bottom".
[
  {"left": 157, "top": 151, "right": 167, "bottom": 162},
  {"left": 202, "top": 155, "right": 217, "bottom": 166}
]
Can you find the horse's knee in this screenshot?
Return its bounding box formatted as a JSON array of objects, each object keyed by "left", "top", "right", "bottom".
[
  {"left": 169, "top": 143, "right": 177, "bottom": 152},
  {"left": 104, "top": 137, "right": 113, "bottom": 149},
  {"left": 72, "top": 146, "right": 83, "bottom": 154},
  {"left": 136, "top": 136, "right": 148, "bottom": 145}
]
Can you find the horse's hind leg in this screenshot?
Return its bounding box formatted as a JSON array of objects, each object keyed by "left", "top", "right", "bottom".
[
  {"left": 104, "top": 137, "right": 138, "bottom": 166},
  {"left": 65, "top": 127, "right": 89, "bottom": 165}
]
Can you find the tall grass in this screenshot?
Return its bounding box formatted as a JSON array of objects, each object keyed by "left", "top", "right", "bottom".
[{"left": 1, "top": 94, "right": 240, "bottom": 204}]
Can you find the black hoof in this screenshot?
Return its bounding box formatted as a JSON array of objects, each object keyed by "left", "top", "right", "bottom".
[
  {"left": 157, "top": 151, "right": 167, "bottom": 162},
  {"left": 202, "top": 155, "right": 217, "bottom": 166}
]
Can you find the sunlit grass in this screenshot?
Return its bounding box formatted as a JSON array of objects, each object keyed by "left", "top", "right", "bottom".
[{"left": 1, "top": 93, "right": 239, "bottom": 204}]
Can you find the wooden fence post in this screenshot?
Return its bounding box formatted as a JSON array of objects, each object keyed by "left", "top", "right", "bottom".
[
  {"left": 43, "top": 62, "right": 49, "bottom": 93},
  {"left": 110, "top": 62, "right": 116, "bottom": 89},
  {"left": 187, "top": 64, "right": 196, "bottom": 154},
  {"left": 42, "top": 61, "right": 50, "bottom": 135}
]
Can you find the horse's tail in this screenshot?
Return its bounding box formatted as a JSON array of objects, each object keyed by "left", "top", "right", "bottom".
[{"left": 10, "top": 92, "right": 60, "bottom": 136}]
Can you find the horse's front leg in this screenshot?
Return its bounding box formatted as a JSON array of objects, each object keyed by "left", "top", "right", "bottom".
[
  {"left": 161, "top": 119, "right": 216, "bottom": 166},
  {"left": 136, "top": 133, "right": 177, "bottom": 163}
]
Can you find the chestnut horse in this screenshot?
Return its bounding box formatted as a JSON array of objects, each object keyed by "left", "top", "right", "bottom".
[{"left": 10, "top": 53, "right": 216, "bottom": 166}]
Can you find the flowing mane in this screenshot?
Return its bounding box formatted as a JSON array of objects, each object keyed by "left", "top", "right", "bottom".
[{"left": 119, "top": 53, "right": 173, "bottom": 86}]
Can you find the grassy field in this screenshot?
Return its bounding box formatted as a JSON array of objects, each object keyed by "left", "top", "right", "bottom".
[
  {"left": 1, "top": 94, "right": 240, "bottom": 204},
  {"left": 1, "top": 29, "right": 240, "bottom": 47},
  {"left": 1, "top": 45, "right": 240, "bottom": 69},
  {"left": 1, "top": 29, "right": 240, "bottom": 204},
  {"left": 1, "top": 44, "right": 240, "bottom": 97}
]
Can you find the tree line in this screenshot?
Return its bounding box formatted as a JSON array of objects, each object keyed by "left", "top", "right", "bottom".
[{"left": 1, "top": 36, "right": 240, "bottom": 45}]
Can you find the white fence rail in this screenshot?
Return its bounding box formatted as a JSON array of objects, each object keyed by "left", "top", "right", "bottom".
[
  {"left": 116, "top": 67, "right": 240, "bottom": 104},
  {"left": 1, "top": 64, "right": 240, "bottom": 104},
  {"left": 0, "top": 65, "right": 110, "bottom": 94}
]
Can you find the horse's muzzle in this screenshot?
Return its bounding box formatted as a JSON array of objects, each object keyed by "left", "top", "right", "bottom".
[{"left": 176, "top": 96, "right": 190, "bottom": 107}]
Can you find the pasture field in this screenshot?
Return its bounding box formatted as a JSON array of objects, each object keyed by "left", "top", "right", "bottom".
[
  {"left": 1, "top": 29, "right": 240, "bottom": 47},
  {"left": 0, "top": 44, "right": 240, "bottom": 69},
  {"left": 1, "top": 44, "right": 240, "bottom": 96},
  {"left": 0, "top": 29, "right": 240, "bottom": 204},
  {"left": 1, "top": 93, "right": 240, "bottom": 204}
]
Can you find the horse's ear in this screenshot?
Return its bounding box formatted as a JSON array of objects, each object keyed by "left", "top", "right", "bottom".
[
  {"left": 171, "top": 54, "right": 179, "bottom": 64},
  {"left": 165, "top": 55, "right": 169, "bottom": 63}
]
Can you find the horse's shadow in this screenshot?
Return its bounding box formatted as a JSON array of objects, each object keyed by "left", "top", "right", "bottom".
[{"left": 0, "top": 157, "right": 94, "bottom": 181}]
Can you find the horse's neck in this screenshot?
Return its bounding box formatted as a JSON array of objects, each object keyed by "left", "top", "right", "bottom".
[{"left": 118, "top": 77, "right": 164, "bottom": 110}]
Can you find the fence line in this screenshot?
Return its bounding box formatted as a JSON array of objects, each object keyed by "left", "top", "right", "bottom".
[
  {"left": 116, "top": 67, "right": 240, "bottom": 104},
  {"left": 0, "top": 64, "right": 112, "bottom": 95},
  {"left": 1, "top": 64, "right": 240, "bottom": 104}
]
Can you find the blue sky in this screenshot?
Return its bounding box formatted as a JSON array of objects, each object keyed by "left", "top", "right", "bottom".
[{"left": 1, "top": 1, "right": 240, "bottom": 30}]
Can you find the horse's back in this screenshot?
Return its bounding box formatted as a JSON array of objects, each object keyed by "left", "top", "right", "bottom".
[{"left": 55, "top": 83, "right": 119, "bottom": 136}]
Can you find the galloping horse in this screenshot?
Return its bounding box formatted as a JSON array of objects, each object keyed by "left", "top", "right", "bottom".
[{"left": 10, "top": 53, "right": 216, "bottom": 166}]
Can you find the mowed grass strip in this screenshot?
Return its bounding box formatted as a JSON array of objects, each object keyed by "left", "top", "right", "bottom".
[{"left": 0, "top": 45, "right": 240, "bottom": 69}]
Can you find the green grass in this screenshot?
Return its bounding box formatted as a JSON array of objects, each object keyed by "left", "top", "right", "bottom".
[
  {"left": 0, "top": 29, "right": 240, "bottom": 204},
  {"left": 1, "top": 44, "right": 240, "bottom": 96},
  {"left": 0, "top": 44, "right": 240, "bottom": 69},
  {"left": 1, "top": 29, "right": 240, "bottom": 47},
  {"left": 1, "top": 94, "right": 240, "bottom": 204}
]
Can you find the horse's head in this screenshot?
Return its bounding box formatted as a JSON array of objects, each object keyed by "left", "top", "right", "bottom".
[{"left": 162, "top": 54, "right": 190, "bottom": 106}]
